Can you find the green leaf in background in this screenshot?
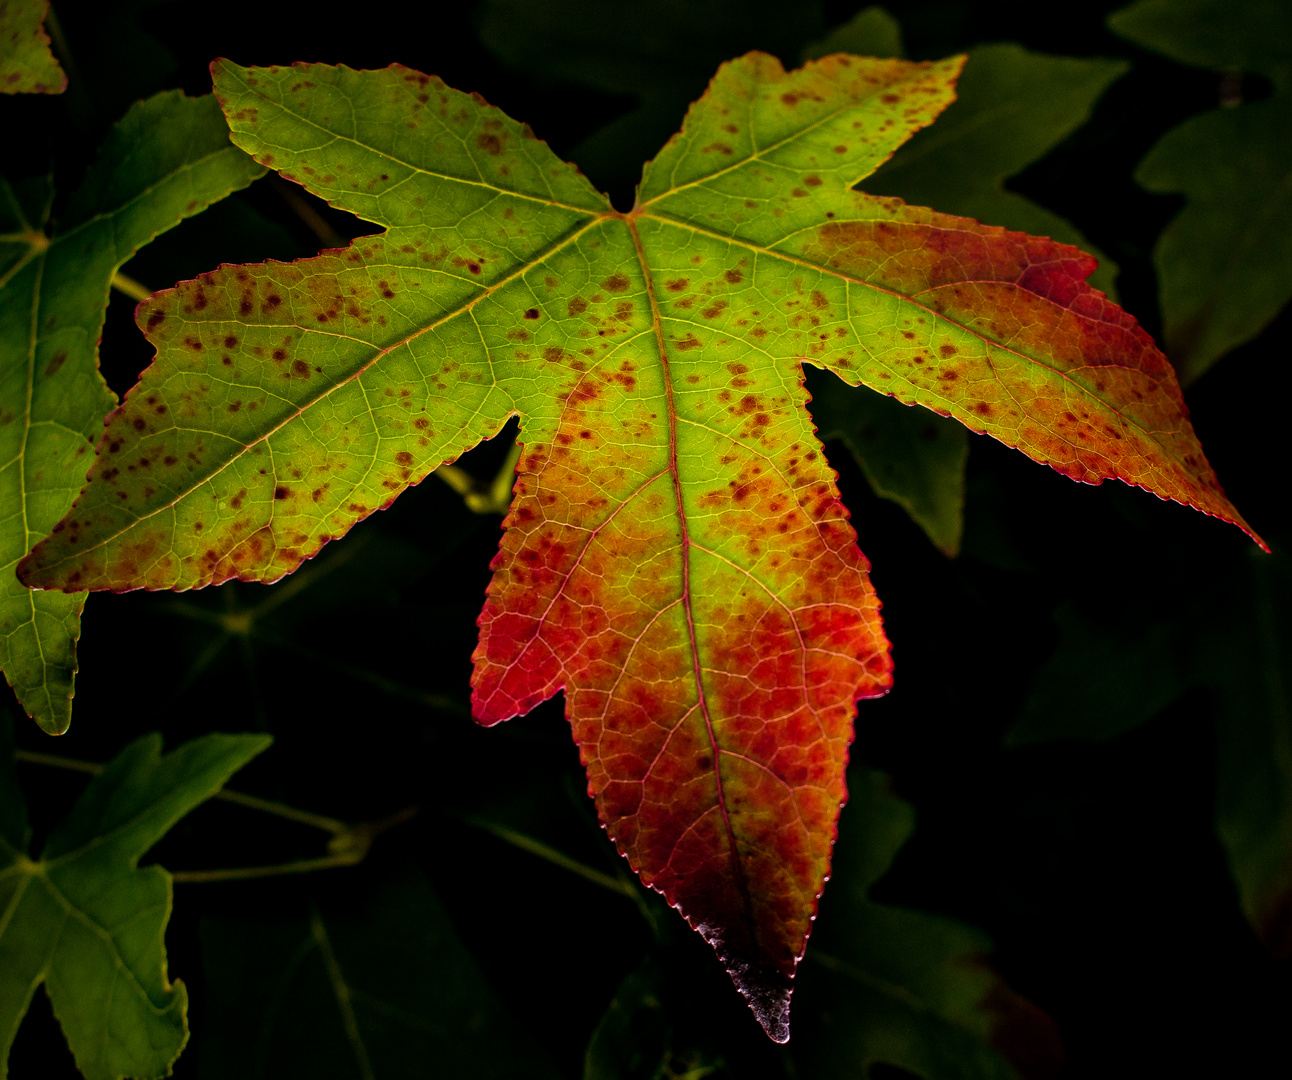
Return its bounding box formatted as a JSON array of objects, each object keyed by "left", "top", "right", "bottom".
[
  {"left": 802, "top": 5, "right": 902, "bottom": 61},
  {"left": 1007, "top": 599, "right": 1189, "bottom": 746},
  {"left": 0, "top": 717, "right": 270, "bottom": 1079},
  {"left": 1110, "top": 0, "right": 1292, "bottom": 383},
  {"left": 791, "top": 768, "right": 1057, "bottom": 1079},
  {"left": 807, "top": 373, "right": 969, "bottom": 556},
  {"left": 583, "top": 961, "right": 672, "bottom": 1080},
  {"left": 197, "top": 862, "right": 562, "bottom": 1080},
  {"left": 802, "top": 10, "right": 1125, "bottom": 556},
  {"left": 1007, "top": 537, "right": 1292, "bottom": 957},
  {"left": 0, "top": 0, "right": 65, "bottom": 94},
  {"left": 867, "top": 40, "right": 1125, "bottom": 298},
  {"left": 0, "top": 90, "right": 263, "bottom": 734},
  {"left": 1204, "top": 546, "right": 1292, "bottom": 957}
]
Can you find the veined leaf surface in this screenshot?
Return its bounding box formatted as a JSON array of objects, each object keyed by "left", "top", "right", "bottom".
[{"left": 19, "top": 53, "right": 1258, "bottom": 1038}]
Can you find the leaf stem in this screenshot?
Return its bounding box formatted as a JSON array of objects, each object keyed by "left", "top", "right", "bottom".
[
  {"left": 433, "top": 438, "right": 520, "bottom": 514},
  {"left": 170, "top": 806, "right": 417, "bottom": 884},
  {"left": 110, "top": 272, "right": 151, "bottom": 302},
  {"left": 463, "top": 815, "right": 648, "bottom": 909},
  {"left": 271, "top": 175, "right": 348, "bottom": 248},
  {"left": 14, "top": 748, "right": 350, "bottom": 833},
  {"left": 169, "top": 854, "right": 361, "bottom": 884}
]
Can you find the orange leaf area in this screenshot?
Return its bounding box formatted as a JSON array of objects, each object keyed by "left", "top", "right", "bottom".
[{"left": 18, "top": 50, "right": 1260, "bottom": 1038}]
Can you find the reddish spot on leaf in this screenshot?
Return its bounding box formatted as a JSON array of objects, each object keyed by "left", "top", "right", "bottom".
[{"left": 18, "top": 52, "right": 1263, "bottom": 1048}]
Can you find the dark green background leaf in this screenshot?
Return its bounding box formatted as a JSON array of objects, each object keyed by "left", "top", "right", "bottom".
[
  {"left": 0, "top": 720, "right": 269, "bottom": 1079},
  {"left": 1110, "top": 0, "right": 1292, "bottom": 382},
  {"left": 197, "top": 862, "right": 562, "bottom": 1080}
]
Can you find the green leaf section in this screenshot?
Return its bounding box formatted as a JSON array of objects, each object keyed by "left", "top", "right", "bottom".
[
  {"left": 802, "top": 13, "right": 1126, "bottom": 555},
  {"left": 0, "top": 0, "right": 65, "bottom": 94},
  {"left": 0, "top": 90, "right": 263, "bottom": 734},
  {"left": 790, "top": 767, "right": 1046, "bottom": 1080},
  {"left": 196, "top": 862, "right": 562, "bottom": 1080},
  {"left": 1008, "top": 539, "right": 1292, "bottom": 958},
  {"left": 1110, "top": 0, "right": 1292, "bottom": 383},
  {"left": 0, "top": 717, "right": 270, "bottom": 1079}
]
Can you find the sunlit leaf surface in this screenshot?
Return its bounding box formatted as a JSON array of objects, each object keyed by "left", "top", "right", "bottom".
[{"left": 20, "top": 53, "right": 1256, "bottom": 1038}]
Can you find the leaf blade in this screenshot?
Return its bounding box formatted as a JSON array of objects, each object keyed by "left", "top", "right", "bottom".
[{"left": 17, "top": 52, "right": 1260, "bottom": 1042}]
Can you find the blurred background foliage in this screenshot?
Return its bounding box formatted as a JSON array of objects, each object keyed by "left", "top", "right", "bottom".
[{"left": 2, "top": 0, "right": 1290, "bottom": 1077}]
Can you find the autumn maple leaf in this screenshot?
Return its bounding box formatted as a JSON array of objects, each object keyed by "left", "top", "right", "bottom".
[{"left": 17, "top": 52, "right": 1258, "bottom": 1039}]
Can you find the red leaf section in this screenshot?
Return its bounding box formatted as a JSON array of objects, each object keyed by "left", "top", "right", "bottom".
[
  {"left": 797, "top": 209, "right": 1263, "bottom": 543},
  {"left": 471, "top": 226, "right": 891, "bottom": 1040}
]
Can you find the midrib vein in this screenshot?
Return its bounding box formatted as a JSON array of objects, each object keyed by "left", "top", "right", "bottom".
[{"left": 625, "top": 214, "right": 757, "bottom": 941}]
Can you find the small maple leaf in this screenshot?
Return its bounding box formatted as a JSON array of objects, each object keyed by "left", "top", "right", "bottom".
[{"left": 18, "top": 53, "right": 1260, "bottom": 1039}]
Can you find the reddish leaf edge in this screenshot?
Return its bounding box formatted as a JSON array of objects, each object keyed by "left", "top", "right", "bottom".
[
  {"left": 12, "top": 52, "right": 1267, "bottom": 1043},
  {"left": 16, "top": 54, "right": 1268, "bottom": 596}
]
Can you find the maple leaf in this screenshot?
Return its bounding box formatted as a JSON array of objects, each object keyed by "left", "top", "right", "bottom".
[
  {"left": 0, "top": 0, "right": 65, "bottom": 95},
  {"left": 0, "top": 91, "right": 263, "bottom": 734},
  {"left": 17, "top": 53, "right": 1259, "bottom": 1039},
  {"left": 0, "top": 715, "right": 269, "bottom": 1079}
]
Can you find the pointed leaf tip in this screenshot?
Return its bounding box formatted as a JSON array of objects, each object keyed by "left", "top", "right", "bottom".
[
  {"left": 19, "top": 51, "right": 1264, "bottom": 1041},
  {"left": 726, "top": 956, "right": 793, "bottom": 1042}
]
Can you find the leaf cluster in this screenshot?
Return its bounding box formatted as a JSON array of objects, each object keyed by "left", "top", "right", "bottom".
[{"left": 1, "top": 1, "right": 1290, "bottom": 1078}]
